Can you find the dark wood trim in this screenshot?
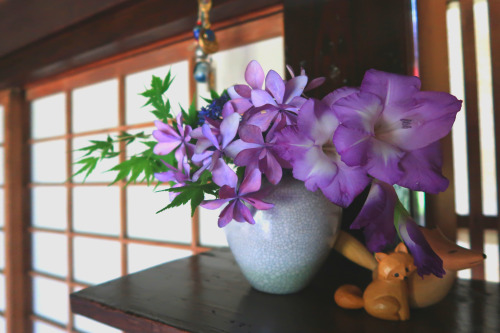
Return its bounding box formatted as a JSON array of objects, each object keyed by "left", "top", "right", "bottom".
[
  {"left": 417, "top": 0, "right": 457, "bottom": 240},
  {"left": 3, "top": 89, "right": 32, "bottom": 333},
  {"left": 0, "top": 0, "right": 134, "bottom": 58},
  {"left": 0, "top": 0, "right": 282, "bottom": 91},
  {"left": 489, "top": 0, "right": 500, "bottom": 278},
  {"left": 460, "top": 0, "right": 485, "bottom": 280}
]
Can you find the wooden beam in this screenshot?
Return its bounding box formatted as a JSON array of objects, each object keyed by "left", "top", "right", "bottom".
[
  {"left": 0, "top": 0, "right": 281, "bottom": 90},
  {"left": 417, "top": 0, "right": 457, "bottom": 240},
  {"left": 0, "top": 0, "right": 134, "bottom": 57},
  {"left": 2, "top": 89, "right": 32, "bottom": 333}
]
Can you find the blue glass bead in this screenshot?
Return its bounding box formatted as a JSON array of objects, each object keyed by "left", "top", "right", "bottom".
[
  {"left": 194, "top": 62, "right": 209, "bottom": 83},
  {"left": 193, "top": 26, "right": 201, "bottom": 40},
  {"left": 204, "top": 29, "right": 215, "bottom": 41}
]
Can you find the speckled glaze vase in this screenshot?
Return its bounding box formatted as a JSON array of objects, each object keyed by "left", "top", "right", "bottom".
[{"left": 223, "top": 176, "right": 342, "bottom": 294}]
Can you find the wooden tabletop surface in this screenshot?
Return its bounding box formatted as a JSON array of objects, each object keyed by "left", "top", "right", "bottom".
[{"left": 70, "top": 248, "right": 500, "bottom": 333}]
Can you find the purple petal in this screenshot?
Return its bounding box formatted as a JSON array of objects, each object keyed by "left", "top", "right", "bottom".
[
  {"left": 154, "top": 120, "right": 179, "bottom": 138},
  {"left": 265, "top": 70, "right": 285, "bottom": 104},
  {"left": 234, "top": 85, "right": 252, "bottom": 98},
  {"left": 322, "top": 87, "right": 359, "bottom": 107},
  {"left": 397, "top": 141, "right": 449, "bottom": 193},
  {"left": 234, "top": 148, "right": 261, "bottom": 167},
  {"left": 194, "top": 138, "right": 214, "bottom": 154},
  {"left": 291, "top": 146, "right": 337, "bottom": 193},
  {"left": 283, "top": 75, "right": 308, "bottom": 104},
  {"left": 380, "top": 91, "right": 462, "bottom": 151},
  {"left": 218, "top": 201, "right": 236, "bottom": 227},
  {"left": 288, "top": 96, "right": 307, "bottom": 109},
  {"left": 225, "top": 139, "right": 261, "bottom": 159},
  {"left": 245, "top": 60, "right": 265, "bottom": 90},
  {"left": 239, "top": 168, "right": 262, "bottom": 196},
  {"left": 212, "top": 158, "right": 238, "bottom": 188},
  {"left": 297, "top": 99, "right": 338, "bottom": 145},
  {"left": 364, "top": 140, "right": 405, "bottom": 185},
  {"left": 332, "top": 91, "right": 383, "bottom": 134},
  {"left": 153, "top": 141, "right": 180, "bottom": 155},
  {"left": 361, "top": 69, "right": 421, "bottom": 119},
  {"left": 246, "top": 108, "right": 278, "bottom": 131},
  {"left": 350, "top": 180, "right": 398, "bottom": 251},
  {"left": 224, "top": 99, "right": 252, "bottom": 116},
  {"left": 304, "top": 77, "right": 326, "bottom": 92},
  {"left": 251, "top": 89, "right": 278, "bottom": 108},
  {"left": 398, "top": 216, "right": 445, "bottom": 277},
  {"left": 202, "top": 124, "right": 220, "bottom": 150},
  {"left": 262, "top": 153, "right": 283, "bottom": 185},
  {"left": 201, "top": 198, "right": 232, "bottom": 210},
  {"left": 219, "top": 185, "right": 237, "bottom": 199},
  {"left": 154, "top": 170, "right": 177, "bottom": 182},
  {"left": 239, "top": 125, "right": 265, "bottom": 145},
  {"left": 220, "top": 113, "right": 240, "bottom": 149},
  {"left": 241, "top": 196, "right": 274, "bottom": 210},
  {"left": 332, "top": 126, "right": 371, "bottom": 167},
  {"left": 235, "top": 200, "right": 256, "bottom": 225},
  {"left": 152, "top": 129, "right": 180, "bottom": 144}
]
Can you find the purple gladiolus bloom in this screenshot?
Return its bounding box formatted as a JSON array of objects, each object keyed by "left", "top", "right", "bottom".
[
  {"left": 332, "top": 69, "right": 462, "bottom": 188},
  {"left": 191, "top": 113, "right": 240, "bottom": 185},
  {"left": 230, "top": 124, "right": 291, "bottom": 185},
  {"left": 275, "top": 98, "right": 370, "bottom": 208},
  {"left": 201, "top": 168, "right": 274, "bottom": 227},
  {"left": 397, "top": 211, "right": 445, "bottom": 278},
  {"left": 350, "top": 180, "right": 398, "bottom": 252},
  {"left": 152, "top": 113, "right": 194, "bottom": 168}
]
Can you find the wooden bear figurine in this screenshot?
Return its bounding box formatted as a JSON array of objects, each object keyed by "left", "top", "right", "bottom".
[{"left": 334, "top": 243, "right": 416, "bottom": 321}]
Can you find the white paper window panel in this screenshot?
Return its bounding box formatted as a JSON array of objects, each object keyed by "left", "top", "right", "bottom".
[
  {"left": 32, "top": 232, "right": 68, "bottom": 278},
  {"left": 31, "top": 92, "right": 66, "bottom": 140},
  {"left": 0, "top": 274, "right": 5, "bottom": 312},
  {"left": 32, "top": 276, "right": 69, "bottom": 325},
  {"left": 199, "top": 208, "right": 228, "bottom": 247},
  {"left": 73, "top": 314, "right": 121, "bottom": 333},
  {"left": 31, "top": 140, "right": 67, "bottom": 183},
  {"left": 33, "top": 321, "right": 66, "bottom": 333},
  {"left": 72, "top": 186, "right": 120, "bottom": 236},
  {"left": 197, "top": 36, "right": 285, "bottom": 104},
  {"left": 126, "top": 186, "right": 192, "bottom": 243},
  {"left": 0, "top": 189, "right": 3, "bottom": 228},
  {"left": 72, "top": 134, "right": 119, "bottom": 183},
  {"left": 73, "top": 237, "right": 121, "bottom": 285},
  {"left": 0, "top": 105, "right": 4, "bottom": 143},
  {"left": 125, "top": 61, "right": 189, "bottom": 125},
  {"left": 127, "top": 243, "right": 192, "bottom": 274},
  {"left": 72, "top": 79, "right": 119, "bottom": 133},
  {"left": 0, "top": 232, "right": 4, "bottom": 270},
  {"left": 125, "top": 127, "right": 155, "bottom": 158},
  {"left": 0, "top": 316, "right": 5, "bottom": 333},
  {"left": 31, "top": 187, "right": 67, "bottom": 230},
  {"left": 0, "top": 147, "right": 4, "bottom": 186}
]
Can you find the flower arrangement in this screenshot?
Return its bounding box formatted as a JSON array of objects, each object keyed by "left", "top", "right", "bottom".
[{"left": 75, "top": 60, "right": 461, "bottom": 278}]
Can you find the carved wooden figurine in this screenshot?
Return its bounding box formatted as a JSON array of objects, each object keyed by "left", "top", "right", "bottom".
[{"left": 334, "top": 243, "right": 416, "bottom": 321}]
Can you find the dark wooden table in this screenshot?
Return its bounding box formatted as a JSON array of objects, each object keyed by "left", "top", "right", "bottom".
[{"left": 70, "top": 249, "right": 500, "bottom": 333}]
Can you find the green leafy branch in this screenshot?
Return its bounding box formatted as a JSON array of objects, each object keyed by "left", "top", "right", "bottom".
[
  {"left": 156, "top": 171, "right": 219, "bottom": 217},
  {"left": 140, "top": 73, "right": 175, "bottom": 122}
]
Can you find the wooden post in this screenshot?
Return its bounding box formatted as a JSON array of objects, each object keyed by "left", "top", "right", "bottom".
[
  {"left": 2, "top": 89, "right": 32, "bottom": 333},
  {"left": 417, "top": 0, "right": 457, "bottom": 241}
]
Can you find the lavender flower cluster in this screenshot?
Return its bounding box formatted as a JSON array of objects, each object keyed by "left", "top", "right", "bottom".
[{"left": 152, "top": 60, "right": 462, "bottom": 277}]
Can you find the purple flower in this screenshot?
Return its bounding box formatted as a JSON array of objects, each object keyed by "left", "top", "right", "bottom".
[
  {"left": 228, "top": 60, "right": 308, "bottom": 135},
  {"left": 397, "top": 210, "right": 445, "bottom": 278},
  {"left": 275, "top": 98, "right": 370, "bottom": 207},
  {"left": 154, "top": 158, "right": 191, "bottom": 201},
  {"left": 152, "top": 113, "right": 194, "bottom": 168},
  {"left": 351, "top": 179, "right": 445, "bottom": 277},
  {"left": 201, "top": 168, "right": 274, "bottom": 227},
  {"left": 230, "top": 125, "right": 291, "bottom": 185},
  {"left": 191, "top": 113, "right": 240, "bottom": 185},
  {"left": 331, "top": 69, "right": 462, "bottom": 188},
  {"left": 350, "top": 180, "right": 398, "bottom": 252}
]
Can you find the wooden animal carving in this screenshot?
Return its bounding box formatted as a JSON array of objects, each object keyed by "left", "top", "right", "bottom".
[{"left": 334, "top": 243, "right": 416, "bottom": 321}]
